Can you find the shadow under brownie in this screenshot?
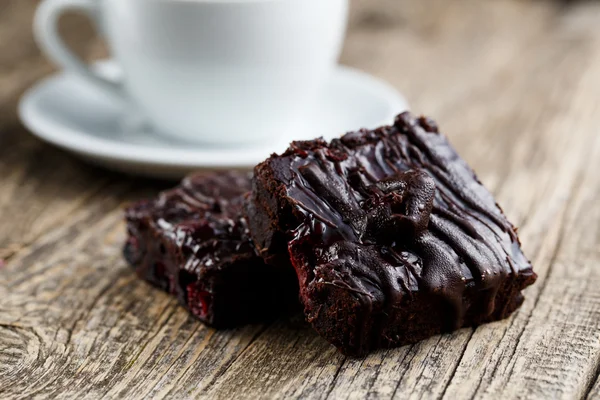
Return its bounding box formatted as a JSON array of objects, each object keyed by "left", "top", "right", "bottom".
[
  {"left": 246, "top": 112, "right": 537, "bottom": 356},
  {"left": 124, "top": 171, "right": 298, "bottom": 328}
]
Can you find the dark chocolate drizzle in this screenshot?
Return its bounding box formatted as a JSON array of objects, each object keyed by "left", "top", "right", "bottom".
[{"left": 276, "top": 112, "right": 534, "bottom": 339}]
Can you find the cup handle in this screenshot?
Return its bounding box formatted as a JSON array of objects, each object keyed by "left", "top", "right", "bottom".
[{"left": 34, "top": 0, "right": 124, "bottom": 102}]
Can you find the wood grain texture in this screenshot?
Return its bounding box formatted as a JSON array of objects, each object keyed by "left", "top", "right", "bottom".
[{"left": 1, "top": 0, "right": 600, "bottom": 399}]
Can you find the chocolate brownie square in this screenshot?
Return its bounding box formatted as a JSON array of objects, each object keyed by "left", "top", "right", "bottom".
[
  {"left": 124, "top": 171, "right": 298, "bottom": 328},
  {"left": 247, "top": 112, "right": 537, "bottom": 356}
]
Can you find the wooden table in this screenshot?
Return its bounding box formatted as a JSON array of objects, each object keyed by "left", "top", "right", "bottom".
[{"left": 1, "top": 0, "right": 600, "bottom": 398}]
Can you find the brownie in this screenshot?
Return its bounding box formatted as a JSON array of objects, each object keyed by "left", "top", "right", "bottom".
[
  {"left": 124, "top": 171, "right": 298, "bottom": 328},
  {"left": 247, "top": 112, "right": 537, "bottom": 356}
]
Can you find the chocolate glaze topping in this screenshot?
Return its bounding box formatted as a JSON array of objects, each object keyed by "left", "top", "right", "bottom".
[{"left": 248, "top": 112, "right": 537, "bottom": 355}]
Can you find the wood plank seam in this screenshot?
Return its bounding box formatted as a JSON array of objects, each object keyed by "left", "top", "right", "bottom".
[
  {"left": 363, "top": 349, "right": 393, "bottom": 397},
  {"left": 108, "top": 302, "right": 180, "bottom": 378},
  {"left": 493, "top": 167, "right": 586, "bottom": 394},
  {"left": 323, "top": 358, "right": 347, "bottom": 400},
  {"left": 341, "top": 342, "right": 385, "bottom": 398},
  {"left": 192, "top": 323, "right": 272, "bottom": 396},
  {"left": 438, "top": 328, "right": 475, "bottom": 399},
  {"left": 143, "top": 324, "right": 207, "bottom": 398},
  {"left": 157, "top": 328, "right": 220, "bottom": 398},
  {"left": 389, "top": 344, "right": 421, "bottom": 399},
  {"left": 469, "top": 310, "right": 520, "bottom": 399}
]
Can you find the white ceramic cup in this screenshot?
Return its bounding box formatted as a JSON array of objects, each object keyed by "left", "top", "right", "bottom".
[{"left": 34, "top": 0, "right": 349, "bottom": 145}]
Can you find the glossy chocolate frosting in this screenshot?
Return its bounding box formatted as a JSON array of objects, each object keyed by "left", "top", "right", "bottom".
[{"left": 249, "top": 112, "right": 537, "bottom": 355}]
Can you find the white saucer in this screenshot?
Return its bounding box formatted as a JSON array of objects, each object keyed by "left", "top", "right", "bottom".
[{"left": 19, "top": 60, "right": 408, "bottom": 179}]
